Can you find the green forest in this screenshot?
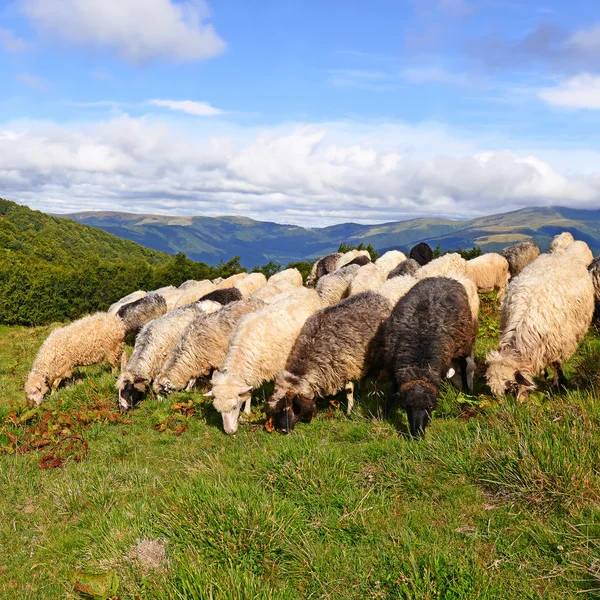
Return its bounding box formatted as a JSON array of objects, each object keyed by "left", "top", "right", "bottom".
[{"left": 0, "top": 199, "right": 247, "bottom": 325}]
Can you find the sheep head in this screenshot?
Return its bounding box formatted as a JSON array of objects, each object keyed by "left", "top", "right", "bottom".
[
  {"left": 208, "top": 371, "right": 252, "bottom": 435},
  {"left": 25, "top": 372, "right": 48, "bottom": 405},
  {"left": 486, "top": 350, "right": 534, "bottom": 399},
  {"left": 267, "top": 371, "right": 316, "bottom": 434},
  {"left": 116, "top": 372, "right": 147, "bottom": 411},
  {"left": 399, "top": 380, "right": 438, "bottom": 439}
]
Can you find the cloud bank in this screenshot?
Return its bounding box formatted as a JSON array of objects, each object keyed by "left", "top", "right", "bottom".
[{"left": 1, "top": 115, "right": 598, "bottom": 226}]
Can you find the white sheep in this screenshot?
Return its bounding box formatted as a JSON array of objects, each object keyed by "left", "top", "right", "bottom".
[
  {"left": 215, "top": 273, "right": 248, "bottom": 290},
  {"left": 486, "top": 245, "right": 594, "bottom": 398},
  {"left": 316, "top": 264, "right": 361, "bottom": 306},
  {"left": 206, "top": 287, "right": 323, "bottom": 434},
  {"left": 549, "top": 231, "right": 575, "bottom": 253},
  {"left": 108, "top": 290, "right": 147, "bottom": 315},
  {"left": 374, "top": 250, "right": 406, "bottom": 273},
  {"left": 116, "top": 302, "right": 220, "bottom": 410},
  {"left": 348, "top": 263, "right": 388, "bottom": 296},
  {"left": 174, "top": 280, "right": 216, "bottom": 308},
  {"left": 252, "top": 279, "right": 297, "bottom": 302},
  {"left": 416, "top": 253, "right": 468, "bottom": 279},
  {"left": 234, "top": 272, "right": 267, "bottom": 297},
  {"left": 25, "top": 312, "right": 126, "bottom": 405},
  {"left": 267, "top": 268, "right": 303, "bottom": 287},
  {"left": 465, "top": 253, "right": 510, "bottom": 298}
]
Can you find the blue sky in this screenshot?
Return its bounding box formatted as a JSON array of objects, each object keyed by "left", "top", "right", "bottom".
[{"left": 1, "top": 0, "right": 600, "bottom": 226}]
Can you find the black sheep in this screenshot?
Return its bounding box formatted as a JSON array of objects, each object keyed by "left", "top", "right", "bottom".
[
  {"left": 387, "top": 258, "right": 420, "bottom": 279},
  {"left": 197, "top": 287, "right": 243, "bottom": 306},
  {"left": 384, "top": 277, "right": 477, "bottom": 439},
  {"left": 409, "top": 242, "right": 433, "bottom": 266}
]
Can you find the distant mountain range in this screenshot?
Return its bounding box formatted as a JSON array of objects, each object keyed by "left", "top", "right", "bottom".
[{"left": 60, "top": 206, "right": 600, "bottom": 267}]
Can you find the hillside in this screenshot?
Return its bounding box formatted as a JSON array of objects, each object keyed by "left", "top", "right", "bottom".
[
  {"left": 62, "top": 206, "right": 600, "bottom": 266},
  {"left": 0, "top": 199, "right": 237, "bottom": 326}
]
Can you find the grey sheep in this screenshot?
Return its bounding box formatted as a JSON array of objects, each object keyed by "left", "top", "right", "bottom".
[
  {"left": 500, "top": 241, "right": 540, "bottom": 277},
  {"left": 384, "top": 277, "right": 477, "bottom": 439},
  {"left": 387, "top": 258, "right": 420, "bottom": 279},
  {"left": 117, "top": 294, "right": 167, "bottom": 336},
  {"left": 268, "top": 291, "right": 391, "bottom": 433},
  {"left": 306, "top": 253, "right": 343, "bottom": 287}
]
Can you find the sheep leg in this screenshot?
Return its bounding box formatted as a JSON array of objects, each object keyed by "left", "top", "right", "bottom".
[
  {"left": 344, "top": 381, "right": 355, "bottom": 415},
  {"left": 185, "top": 379, "right": 197, "bottom": 392},
  {"left": 458, "top": 356, "right": 470, "bottom": 394},
  {"left": 50, "top": 378, "right": 62, "bottom": 394},
  {"left": 552, "top": 362, "right": 567, "bottom": 389},
  {"left": 384, "top": 379, "right": 398, "bottom": 419},
  {"left": 243, "top": 396, "right": 252, "bottom": 415}
]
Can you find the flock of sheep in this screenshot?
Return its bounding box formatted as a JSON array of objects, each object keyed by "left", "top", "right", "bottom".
[{"left": 24, "top": 233, "right": 600, "bottom": 439}]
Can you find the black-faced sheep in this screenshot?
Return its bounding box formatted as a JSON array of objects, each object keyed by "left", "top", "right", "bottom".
[
  {"left": 197, "top": 287, "right": 244, "bottom": 306},
  {"left": 268, "top": 291, "right": 391, "bottom": 433},
  {"left": 409, "top": 242, "right": 434, "bottom": 266},
  {"left": 486, "top": 241, "right": 594, "bottom": 399},
  {"left": 306, "top": 253, "right": 343, "bottom": 287},
  {"left": 25, "top": 313, "right": 126, "bottom": 405},
  {"left": 154, "top": 298, "right": 265, "bottom": 394},
  {"left": 206, "top": 288, "right": 323, "bottom": 434},
  {"left": 384, "top": 277, "right": 477, "bottom": 439},
  {"left": 117, "top": 294, "right": 167, "bottom": 336},
  {"left": 388, "top": 258, "right": 420, "bottom": 279},
  {"left": 116, "top": 302, "right": 220, "bottom": 411},
  {"left": 500, "top": 240, "right": 540, "bottom": 277}
]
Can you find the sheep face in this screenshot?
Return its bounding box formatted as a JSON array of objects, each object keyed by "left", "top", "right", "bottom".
[
  {"left": 209, "top": 379, "right": 252, "bottom": 434},
  {"left": 269, "top": 392, "right": 316, "bottom": 434},
  {"left": 153, "top": 378, "right": 174, "bottom": 395},
  {"left": 399, "top": 382, "right": 438, "bottom": 439},
  {"left": 486, "top": 351, "right": 534, "bottom": 399},
  {"left": 117, "top": 374, "right": 147, "bottom": 411},
  {"left": 25, "top": 373, "right": 48, "bottom": 405}
]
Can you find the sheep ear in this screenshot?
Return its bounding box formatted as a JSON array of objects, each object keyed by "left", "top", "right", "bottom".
[
  {"left": 515, "top": 372, "right": 533, "bottom": 387},
  {"left": 446, "top": 368, "right": 456, "bottom": 379},
  {"left": 239, "top": 385, "right": 253, "bottom": 394},
  {"left": 203, "top": 390, "right": 214, "bottom": 398}
]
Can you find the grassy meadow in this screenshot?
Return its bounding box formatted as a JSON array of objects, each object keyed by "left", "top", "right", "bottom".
[{"left": 1, "top": 296, "right": 600, "bottom": 599}]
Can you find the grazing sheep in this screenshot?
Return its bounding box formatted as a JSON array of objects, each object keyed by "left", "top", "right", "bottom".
[
  {"left": 388, "top": 258, "right": 420, "bottom": 279},
  {"left": 348, "top": 263, "right": 388, "bottom": 296},
  {"left": 116, "top": 303, "right": 218, "bottom": 411},
  {"left": 486, "top": 245, "right": 594, "bottom": 399},
  {"left": 375, "top": 250, "right": 406, "bottom": 273},
  {"left": 409, "top": 242, "right": 434, "bottom": 266},
  {"left": 216, "top": 273, "right": 248, "bottom": 290},
  {"left": 377, "top": 275, "right": 419, "bottom": 305},
  {"left": 268, "top": 268, "right": 303, "bottom": 287},
  {"left": 206, "top": 288, "right": 323, "bottom": 434},
  {"left": 175, "top": 280, "right": 216, "bottom": 308},
  {"left": 108, "top": 290, "right": 147, "bottom": 315},
  {"left": 154, "top": 298, "right": 266, "bottom": 394},
  {"left": 252, "top": 280, "right": 297, "bottom": 302},
  {"left": 234, "top": 272, "right": 267, "bottom": 297},
  {"left": 117, "top": 294, "right": 168, "bottom": 336},
  {"left": 335, "top": 250, "right": 371, "bottom": 271},
  {"left": 344, "top": 255, "right": 372, "bottom": 267},
  {"left": 589, "top": 257, "right": 600, "bottom": 317},
  {"left": 500, "top": 240, "right": 540, "bottom": 277},
  {"left": 268, "top": 291, "right": 392, "bottom": 433},
  {"left": 197, "top": 287, "right": 244, "bottom": 306},
  {"left": 306, "top": 253, "right": 343, "bottom": 287},
  {"left": 316, "top": 264, "right": 361, "bottom": 306},
  {"left": 385, "top": 277, "right": 477, "bottom": 439},
  {"left": 465, "top": 253, "right": 510, "bottom": 298},
  {"left": 549, "top": 231, "right": 575, "bottom": 253},
  {"left": 25, "top": 313, "right": 126, "bottom": 405},
  {"left": 417, "top": 253, "right": 467, "bottom": 279},
  {"left": 152, "top": 287, "right": 183, "bottom": 312}
]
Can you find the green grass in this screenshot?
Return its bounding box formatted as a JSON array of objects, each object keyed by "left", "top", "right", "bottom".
[{"left": 2, "top": 298, "right": 600, "bottom": 599}]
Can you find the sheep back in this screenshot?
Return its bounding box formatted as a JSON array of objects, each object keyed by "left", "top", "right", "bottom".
[
  {"left": 117, "top": 293, "right": 168, "bottom": 336},
  {"left": 500, "top": 241, "right": 540, "bottom": 276}
]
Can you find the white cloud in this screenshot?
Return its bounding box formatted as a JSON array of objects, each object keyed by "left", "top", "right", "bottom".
[
  {"left": 16, "top": 72, "right": 49, "bottom": 92},
  {"left": 0, "top": 29, "right": 27, "bottom": 52},
  {"left": 150, "top": 99, "right": 222, "bottom": 116},
  {"left": 22, "top": 0, "right": 226, "bottom": 64},
  {"left": 1, "top": 115, "right": 599, "bottom": 226},
  {"left": 539, "top": 74, "right": 600, "bottom": 109},
  {"left": 566, "top": 23, "right": 600, "bottom": 53}
]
